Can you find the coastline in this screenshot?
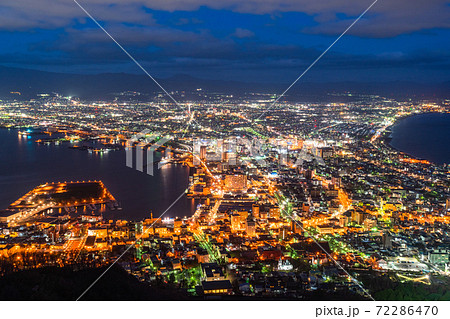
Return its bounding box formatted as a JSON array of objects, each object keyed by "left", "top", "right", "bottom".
[
  {"left": 0, "top": 128, "right": 194, "bottom": 221},
  {"left": 382, "top": 111, "right": 450, "bottom": 166}
]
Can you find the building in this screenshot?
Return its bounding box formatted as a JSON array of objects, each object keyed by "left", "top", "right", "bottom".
[
  {"left": 277, "top": 257, "right": 294, "bottom": 271},
  {"left": 200, "top": 145, "right": 207, "bottom": 162},
  {"left": 317, "top": 224, "right": 334, "bottom": 234},
  {"left": 382, "top": 232, "right": 393, "bottom": 249},
  {"left": 363, "top": 217, "right": 377, "bottom": 230},
  {"left": 87, "top": 227, "right": 108, "bottom": 238},
  {"left": 291, "top": 220, "right": 303, "bottom": 235},
  {"left": 351, "top": 209, "right": 364, "bottom": 225},
  {"left": 252, "top": 204, "right": 260, "bottom": 218},
  {"left": 201, "top": 263, "right": 226, "bottom": 281},
  {"left": 0, "top": 210, "right": 24, "bottom": 223},
  {"left": 201, "top": 280, "right": 233, "bottom": 295},
  {"left": 224, "top": 174, "right": 247, "bottom": 193},
  {"left": 231, "top": 213, "right": 242, "bottom": 232},
  {"left": 221, "top": 143, "right": 229, "bottom": 163},
  {"left": 428, "top": 248, "right": 449, "bottom": 266},
  {"left": 174, "top": 218, "right": 183, "bottom": 235},
  {"left": 318, "top": 147, "right": 334, "bottom": 158},
  {"left": 269, "top": 207, "right": 280, "bottom": 219}
]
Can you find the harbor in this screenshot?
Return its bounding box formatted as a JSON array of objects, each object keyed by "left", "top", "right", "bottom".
[{"left": 0, "top": 181, "right": 118, "bottom": 224}]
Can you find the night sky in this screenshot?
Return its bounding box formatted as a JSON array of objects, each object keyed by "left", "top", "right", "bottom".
[{"left": 1, "top": 0, "right": 450, "bottom": 83}]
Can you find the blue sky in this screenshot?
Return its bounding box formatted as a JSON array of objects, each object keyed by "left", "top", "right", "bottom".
[{"left": 0, "top": 0, "right": 449, "bottom": 83}]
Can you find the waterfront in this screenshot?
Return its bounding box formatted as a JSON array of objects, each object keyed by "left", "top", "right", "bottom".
[
  {"left": 0, "top": 128, "right": 195, "bottom": 220},
  {"left": 1, "top": 98, "right": 449, "bottom": 301},
  {"left": 390, "top": 112, "right": 450, "bottom": 165}
]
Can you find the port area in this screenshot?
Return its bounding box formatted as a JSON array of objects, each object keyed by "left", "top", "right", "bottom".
[{"left": 0, "top": 181, "right": 116, "bottom": 224}]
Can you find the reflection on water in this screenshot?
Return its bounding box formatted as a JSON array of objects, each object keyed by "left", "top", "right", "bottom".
[
  {"left": 390, "top": 113, "right": 450, "bottom": 165},
  {"left": 0, "top": 128, "right": 195, "bottom": 221}
]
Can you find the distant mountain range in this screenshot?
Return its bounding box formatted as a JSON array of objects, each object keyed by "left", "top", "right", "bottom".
[{"left": 0, "top": 65, "right": 449, "bottom": 100}]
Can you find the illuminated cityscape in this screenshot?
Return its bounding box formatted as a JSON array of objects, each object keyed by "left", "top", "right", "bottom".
[
  {"left": 0, "top": 92, "right": 449, "bottom": 300},
  {"left": 1, "top": 0, "right": 450, "bottom": 308}
]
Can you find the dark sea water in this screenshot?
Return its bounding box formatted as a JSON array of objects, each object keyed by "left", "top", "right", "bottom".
[
  {"left": 0, "top": 128, "right": 196, "bottom": 220},
  {"left": 390, "top": 113, "right": 450, "bottom": 165}
]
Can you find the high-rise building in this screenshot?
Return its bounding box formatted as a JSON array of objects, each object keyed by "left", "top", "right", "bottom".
[
  {"left": 224, "top": 174, "right": 247, "bottom": 192},
  {"left": 200, "top": 145, "right": 207, "bottom": 162},
  {"left": 291, "top": 220, "right": 303, "bottom": 235},
  {"left": 269, "top": 207, "right": 280, "bottom": 219},
  {"left": 252, "top": 204, "right": 260, "bottom": 218},
  {"left": 231, "top": 213, "right": 241, "bottom": 232}
]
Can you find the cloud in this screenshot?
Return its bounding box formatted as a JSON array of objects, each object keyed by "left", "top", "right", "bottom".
[
  {"left": 0, "top": 1, "right": 156, "bottom": 30},
  {"left": 303, "top": 0, "right": 450, "bottom": 38},
  {"left": 19, "top": 20, "right": 450, "bottom": 73},
  {"left": 0, "top": 0, "right": 448, "bottom": 38},
  {"left": 0, "top": 0, "right": 449, "bottom": 83},
  {"left": 233, "top": 28, "right": 255, "bottom": 38}
]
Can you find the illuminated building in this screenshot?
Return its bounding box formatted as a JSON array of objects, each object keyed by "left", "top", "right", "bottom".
[
  {"left": 0, "top": 210, "right": 24, "bottom": 223},
  {"left": 201, "top": 263, "right": 226, "bottom": 281},
  {"left": 260, "top": 210, "right": 268, "bottom": 219},
  {"left": 382, "top": 232, "right": 393, "bottom": 249},
  {"left": 201, "top": 280, "right": 233, "bottom": 295},
  {"left": 221, "top": 142, "right": 229, "bottom": 163},
  {"left": 200, "top": 145, "right": 207, "bottom": 162},
  {"left": 317, "top": 224, "right": 334, "bottom": 234},
  {"left": 224, "top": 174, "right": 247, "bottom": 193},
  {"left": 241, "top": 218, "right": 247, "bottom": 232},
  {"left": 193, "top": 142, "right": 201, "bottom": 166},
  {"left": 363, "top": 217, "right": 377, "bottom": 230},
  {"left": 351, "top": 209, "right": 364, "bottom": 225},
  {"left": 302, "top": 203, "right": 310, "bottom": 213},
  {"left": 87, "top": 227, "right": 108, "bottom": 238},
  {"left": 252, "top": 204, "right": 260, "bottom": 218},
  {"left": 231, "top": 213, "right": 241, "bottom": 232},
  {"left": 428, "top": 248, "right": 449, "bottom": 266},
  {"left": 318, "top": 147, "right": 334, "bottom": 158},
  {"left": 339, "top": 213, "right": 351, "bottom": 227},
  {"left": 246, "top": 219, "right": 256, "bottom": 237},
  {"left": 269, "top": 207, "right": 280, "bottom": 219},
  {"left": 291, "top": 220, "right": 303, "bottom": 235},
  {"left": 277, "top": 257, "right": 293, "bottom": 271},
  {"left": 238, "top": 210, "right": 248, "bottom": 220}
]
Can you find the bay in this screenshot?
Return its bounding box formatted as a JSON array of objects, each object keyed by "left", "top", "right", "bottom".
[{"left": 0, "top": 128, "right": 196, "bottom": 221}]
